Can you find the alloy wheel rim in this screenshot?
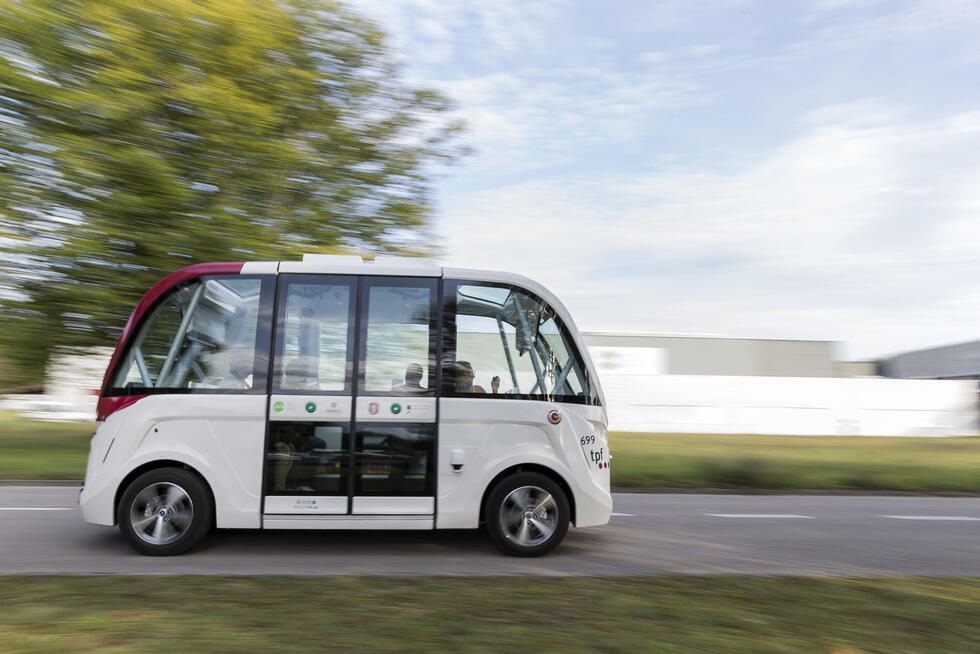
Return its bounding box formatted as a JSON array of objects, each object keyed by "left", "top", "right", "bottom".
[
  {"left": 499, "top": 485, "right": 558, "bottom": 547},
  {"left": 129, "top": 482, "right": 194, "bottom": 545}
]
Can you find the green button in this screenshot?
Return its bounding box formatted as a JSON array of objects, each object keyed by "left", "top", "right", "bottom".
[
  {"left": 390, "top": 403, "right": 401, "bottom": 415},
  {"left": 273, "top": 401, "right": 284, "bottom": 413},
  {"left": 305, "top": 402, "right": 316, "bottom": 413}
]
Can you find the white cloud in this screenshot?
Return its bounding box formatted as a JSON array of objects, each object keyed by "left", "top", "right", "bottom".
[
  {"left": 438, "top": 104, "right": 980, "bottom": 359},
  {"left": 350, "top": 0, "right": 563, "bottom": 59},
  {"left": 804, "top": 0, "right": 980, "bottom": 53},
  {"left": 349, "top": 0, "right": 980, "bottom": 360},
  {"left": 638, "top": 51, "right": 671, "bottom": 65},
  {"left": 686, "top": 43, "right": 723, "bottom": 57},
  {"left": 428, "top": 66, "right": 704, "bottom": 174}
]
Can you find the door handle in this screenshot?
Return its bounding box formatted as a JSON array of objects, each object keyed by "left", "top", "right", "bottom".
[{"left": 450, "top": 449, "right": 465, "bottom": 472}]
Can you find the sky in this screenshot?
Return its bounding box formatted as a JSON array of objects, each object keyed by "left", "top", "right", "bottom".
[{"left": 350, "top": 0, "right": 980, "bottom": 361}]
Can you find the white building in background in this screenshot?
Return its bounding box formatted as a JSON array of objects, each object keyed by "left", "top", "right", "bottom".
[
  {"left": 582, "top": 333, "right": 978, "bottom": 437},
  {"left": 583, "top": 332, "right": 877, "bottom": 378},
  {"left": 878, "top": 338, "right": 980, "bottom": 380},
  {"left": 0, "top": 347, "right": 112, "bottom": 421},
  {"left": 45, "top": 348, "right": 114, "bottom": 416}
]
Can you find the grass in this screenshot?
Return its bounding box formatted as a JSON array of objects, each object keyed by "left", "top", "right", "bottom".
[
  {"left": 609, "top": 432, "right": 980, "bottom": 492},
  {"left": 4, "top": 410, "right": 980, "bottom": 492},
  {"left": 2, "top": 576, "right": 980, "bottom": 652},
  {"left": 0, "top": 411, "right": 92, "bottom": 480}
]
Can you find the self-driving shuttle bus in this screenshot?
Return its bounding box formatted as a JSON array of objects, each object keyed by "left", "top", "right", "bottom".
[{"left": 80, "top": 255, "right": 611, "bottom": 556}]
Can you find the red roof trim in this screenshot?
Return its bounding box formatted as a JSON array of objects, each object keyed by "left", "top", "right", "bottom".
[
  {"left": 96, "top": 395, "right": 147, "bottom": 422},
  {"left": 98, "top": 263, "right": 244, "bottom": 397}
]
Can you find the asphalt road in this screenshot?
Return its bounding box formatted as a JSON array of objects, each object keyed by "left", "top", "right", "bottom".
[{"left": 4, "top": 487, "right": 980, "bottom": 576}]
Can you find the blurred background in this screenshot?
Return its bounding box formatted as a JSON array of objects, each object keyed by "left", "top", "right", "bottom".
[
  {"left": 4, "top": 7, "right": 980, "bottom": 651},
  {"left": 0, "top": 0, "right": 463, "bottom": 396},
  {"left": 2, "top": 0, "right": 980, "bottom": 437}
]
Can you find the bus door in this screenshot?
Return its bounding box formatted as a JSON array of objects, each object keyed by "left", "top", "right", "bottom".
[
  {"left": 262, "top": 274, "right": 438, "bottom": 519},
  {"left": 352, "top": 277, "right": 438, "bottom": 516}
]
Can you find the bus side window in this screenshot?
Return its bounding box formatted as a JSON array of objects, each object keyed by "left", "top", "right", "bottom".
[
  {"left": 360, "top": 281, "right": 435, "bottom": 395},
  {"left": 109, "top": 276, "right": 269, "bottom": 394},
  {"left": 274, "top": 280, "right": 353, "bottom": 393},
  {"left": 446, "top": 282, "right": 592, "bottom": 402}
]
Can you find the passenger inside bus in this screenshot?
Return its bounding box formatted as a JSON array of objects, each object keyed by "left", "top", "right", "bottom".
[
  {"left": 392, "top": 363, "right": 426, "bottom": 392},
  {"left": 453, "top": 361, "right": 500, "bottom": 394}
]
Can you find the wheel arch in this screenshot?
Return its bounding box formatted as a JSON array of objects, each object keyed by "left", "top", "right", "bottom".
[
  {"left": 479, "top": 463, "right": 577, "bottom": 527},
  {"left": 113, "top": 460, "right": 216, "bottom": 527}
]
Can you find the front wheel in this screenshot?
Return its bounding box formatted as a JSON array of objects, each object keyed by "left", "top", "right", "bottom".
[
  {"left": 118, "top": 467, "right": 213, "bottom": 556},
  {"left": 485, "top": 472, "right": 570, "bottom": 557}
]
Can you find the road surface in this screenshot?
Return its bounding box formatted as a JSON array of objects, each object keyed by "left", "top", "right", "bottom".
[{"left": 3, "top": 487, "right": 980, "bottom": 576}]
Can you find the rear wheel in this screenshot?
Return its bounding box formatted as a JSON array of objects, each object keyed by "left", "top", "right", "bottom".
[
  {"left": 486, "top": 472, "right": 570, "bottom": 557},
  {"left": 118, "top": 467, "right": 212, "bottom": 556}
]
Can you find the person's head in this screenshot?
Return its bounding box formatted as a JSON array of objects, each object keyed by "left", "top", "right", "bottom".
[
  {"left": 405, "top": 363, "right": 423, "bottom": 386},
  {"left": 456, "top": 361, "right": 474, "bottom": 387}
]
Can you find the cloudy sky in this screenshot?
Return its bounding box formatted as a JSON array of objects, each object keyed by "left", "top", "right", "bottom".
[{"left": 351, "top": 0, "right": 980, "bottom": 361}]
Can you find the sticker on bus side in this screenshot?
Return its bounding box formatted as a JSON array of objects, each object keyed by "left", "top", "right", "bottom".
[{"left": 580, "top": 435, "right": 608, "bottom": 469}]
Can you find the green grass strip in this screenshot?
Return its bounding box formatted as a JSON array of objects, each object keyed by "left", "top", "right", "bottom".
[
  {"left": 0, "top": 412, "right": 92, "bottom": 479},
  {"left": 1, "top": 576, "right": 979, "bottom": 653},
  {"left": 611, "top": 432, "right": 980, "bottom": 491}
]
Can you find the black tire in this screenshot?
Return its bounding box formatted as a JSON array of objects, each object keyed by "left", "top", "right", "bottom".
[
  {"left": 117, "top": 467, "right": 213, "bottom": 556},
  {"left": 485, "top": 472, "right": 570, "bottom": 557}
]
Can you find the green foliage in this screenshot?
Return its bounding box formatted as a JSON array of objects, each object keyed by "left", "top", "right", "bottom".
[
  {"left": 0, "top": 0, "right": 463, "bottom": 368},
  {"left": 0, "top": 354, "right": 43, "bottom": 390}
]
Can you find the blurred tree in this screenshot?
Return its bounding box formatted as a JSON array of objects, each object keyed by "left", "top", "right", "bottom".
[{"left": 0, "top": 0, "right": 463, "bottom": 372}]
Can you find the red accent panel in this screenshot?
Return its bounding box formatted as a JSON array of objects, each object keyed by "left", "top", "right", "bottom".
[
  {"left": 96, "top": 395, "right": 147, "bottom": 422},
  {"left": 98, "top": 262, "right": 244, "bottom": 396}
]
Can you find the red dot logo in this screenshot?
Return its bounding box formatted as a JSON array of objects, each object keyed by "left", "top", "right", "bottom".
[{"left": 547, "top": 410, "right": 561, "bottom": 425}]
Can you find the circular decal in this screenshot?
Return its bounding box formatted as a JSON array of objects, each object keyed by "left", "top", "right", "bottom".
[
  {"left": 273, "top": 401, "right": 284, "bottom": 413},
  {"left": 305, "top": 401, "right": 316, "bottom": 413},
  {"left": 547, "top": 409, "right": 561, "bottom": 425},
  {"left": 368, "top": 402, "right": 380, "bottom": 415},
  {"left": 391, "top": 403, "right": 402, "bottom": 415}
]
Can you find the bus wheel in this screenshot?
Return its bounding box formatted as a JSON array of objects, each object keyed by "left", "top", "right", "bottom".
[
  {"left": 118, "top": 467, "right": 213, "bottom": 556},
  {"left": 486, "top": 472, "right": 570, "bottom": 557}
]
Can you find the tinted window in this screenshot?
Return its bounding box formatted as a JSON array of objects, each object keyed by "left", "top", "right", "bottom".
[
  {"left": 444, "top": 282, "right": 594, "bottom": 403},
  {"left": 354, "top": 425, "right": 435, "bottom": 496},
  {"left": 274, "top": 278, "right": 355, "bottom": 393},
  {"left": 359, "top": 280, "right": 436, "bottom": 394},
  {"left": 111, "top": 276, "right": 271, "bottom": 393},
  {"left": 265, "top": 423, "right": 349, "bottom": 495}
]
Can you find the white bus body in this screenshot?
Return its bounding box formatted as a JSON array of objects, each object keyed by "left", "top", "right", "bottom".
[{"left": 80, "top": 255, "right": 611, "bottom": 556}]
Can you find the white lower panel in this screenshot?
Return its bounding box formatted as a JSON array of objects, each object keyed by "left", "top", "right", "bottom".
[
  {"left": 264, "top": 496, "right": 348, "bottom": 514},
  {"left": 263, "top": 515, "right": 434, "bottom": 530},
  {"left": 353, "top": 496, "right": 434, "bottom": 514}
]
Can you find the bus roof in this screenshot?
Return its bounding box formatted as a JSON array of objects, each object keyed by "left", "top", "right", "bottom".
[{"left": 245, "top": 254, "right": 441, "bottom": 277}]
